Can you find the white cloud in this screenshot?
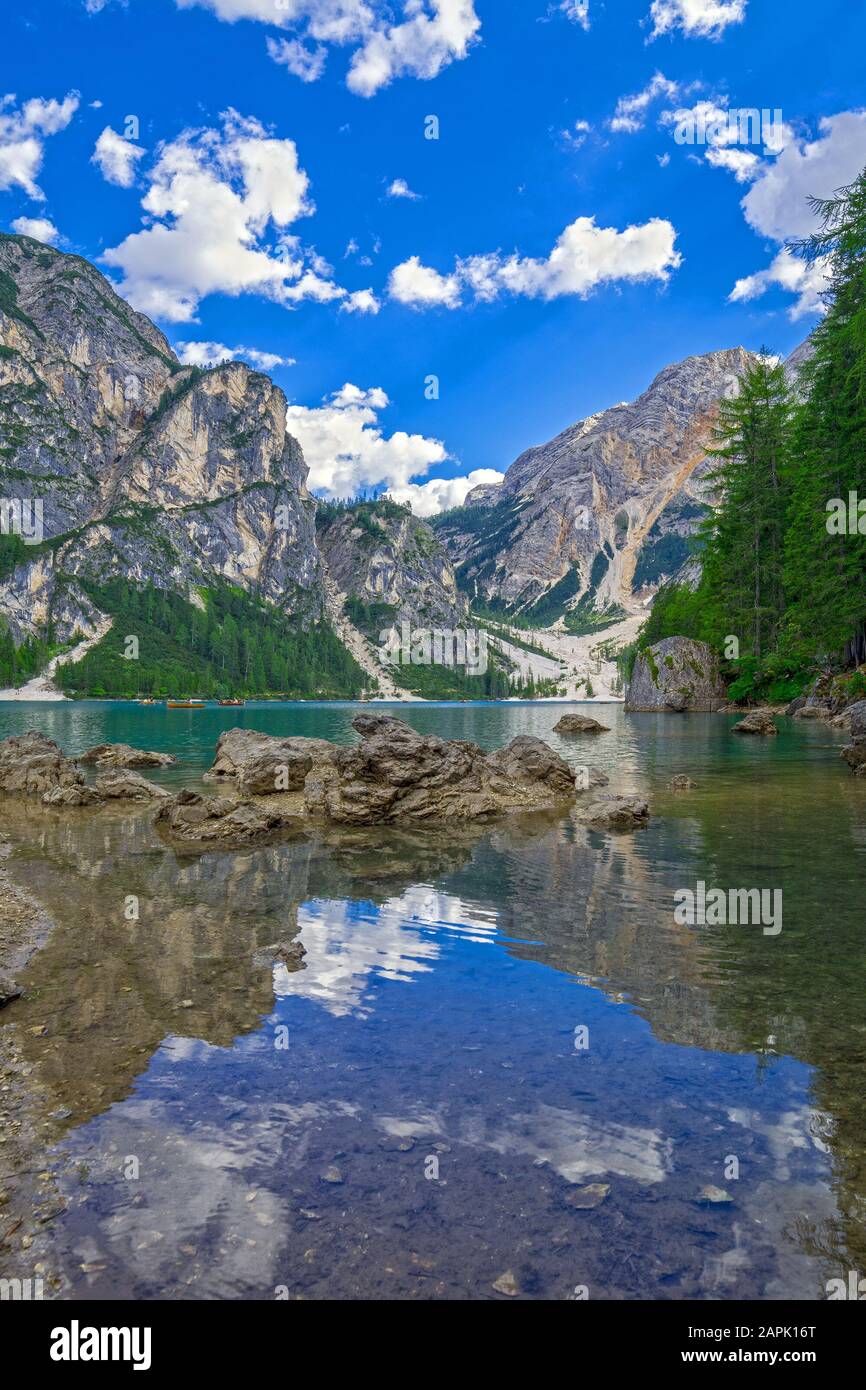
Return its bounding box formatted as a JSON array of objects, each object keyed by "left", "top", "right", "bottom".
[
  {"left": 0, "top": 92, "right": 79, "bottom": 199},
  {"left": 102, "top": 109, "right": 370, "bottom": 322},
  {"left": 558, "top": 2, "right": 590, "bottom": 32},
  {"left": 705, "top": 144, "right": 761, "bottom": 182},
  {"left": 10, "top": 215, "right": 60, "bottom": 244},
  {"left": 388, "top": 467, "right": 504, "bottom": 517},
  {"left": 720, "top": 111, "right": 866, "bottom": 317},
  {"left": 286, "top": 382, "right": 449, "bottom": 498},
  {"left": 729, "top": 248, "right": 829, "bottom": 320},
  {"left": 266, "top": 37, "right": 328, "bottom": 83},
  {"left": 92, "top": 125, "right": 146, "bottom": 187},
  {"left": 341, "top": 287, "right": 381, "bottom": 313},
  {"left": 390, "top": 214, "right": 682, "bottom": 309},
  {"left": 562, "top": 119, "right": 591, "bottom": 150},
  {"left": 387, "top": 177, "right": 420, "bottom": 200},
  {"left": 388, "top": 254, "right": 463, "bottom": 308},
  {"left": 610, "top": 72, "right": 680, "bottom": 133},
  {"left": 175, "top": 340, "right": 296, "bottom": 370},
  {"left": 740, "top": 110, "right": 866, "bottom": 242},
  {"left": 647, "top": 0, "right": 746, "bottom": 41},
  {"left": 172, "top": 1, "right": 480, "bottom": 97}
]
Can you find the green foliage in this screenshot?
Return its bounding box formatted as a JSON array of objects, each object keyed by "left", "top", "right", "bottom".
[
  {"left": 56, "top": 580, "right": 364, "bottom": 699},
  {"left": 632, "top": 165, "right": 866, "bottom": 704}
]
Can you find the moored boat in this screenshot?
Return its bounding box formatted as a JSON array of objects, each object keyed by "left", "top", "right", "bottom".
[
  {"left": 218, "top": 698, "right": 245, "bottom": 707},
  {"left": 166, "top": 699, "right": 206, "bottom": 709}
]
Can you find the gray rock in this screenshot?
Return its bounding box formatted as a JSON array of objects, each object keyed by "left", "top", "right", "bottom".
[
  {"left": 841, "top": 742, "right": 866, "bottom": 774},
  {"left": 732, "top": 711, "right": 778, "bottom": 736},
  {"left": 847, "top": 700, "right": 866, "bottom": 740},
  {"left": 0, "top": 731, "right": 87, "bottom": 798},
  {"left": 205, "top": 728, "right": 335, "bottom": 794},
  {"left": 94, "top": 769, "right": 170, "bottom": 801},
  {"left": 303, "top": 716, "right": 577, "bottom": 825},
  {"left": 553, "top": 714, "right": 610, "bottom": 734},
  {"left": 80, "top": 744, "right": 177, "bottom": 768},
  {"left": 42, "top": 784, "right": 102, "bottom": 807},
  {"left": 0, "top": 974, "right": 23, "bottom": 1008},
  {"left": 669, "top": 774, "right": 697, "bottom": 790},
  {"left": 154, "top": 789, "right": 295, "bottom": 848},
  {"left": 625, "top": 638, "right": 727, "bottom": 713},
  {"left": 578, "top": 795, "right": 650, "bottom": 831}
]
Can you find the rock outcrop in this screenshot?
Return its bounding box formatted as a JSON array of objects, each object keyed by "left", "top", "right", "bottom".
[
  {"left": 304, "top": 715, "right": 577, "bottom": 825},
  {"left": 79, "top": 744, "right": 177, "bottom": 769},
  {"left": 0, "top": 732, "right": 86, "bottom": 798},
  {"left": 94, "top": 769, "right": 170, "bottom": 801},
  {"left": 732, "top": 711, "right": 778, "bottom": 736},
  {"left": 625, "top": 637, "right": 726, "bottom": 712},
  {"left": 553, "top": 713, "right": 610, "bottom": 734},
  {"left": 841, "top": 701, "right": 866, "bottom": 775},
  {"left": 205, "top": 728, "right": 335, "bottom": 795}
]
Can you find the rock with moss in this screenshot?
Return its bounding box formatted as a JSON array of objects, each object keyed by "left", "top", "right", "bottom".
[{"left": 625, "top": 637, "right": 726, "bottom": 712}]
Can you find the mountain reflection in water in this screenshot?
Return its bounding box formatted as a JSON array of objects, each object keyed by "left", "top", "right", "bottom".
[{"left": 0, "top": 705, "right": 864, "bottom": 1300}]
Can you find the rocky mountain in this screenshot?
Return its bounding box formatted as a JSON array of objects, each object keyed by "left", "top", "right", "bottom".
[
  {"left": 432, "top": 347, "right": 760, "bottom": 628},
  {"left": 0, "top": 234, "right": 465, "bottom": 696}
]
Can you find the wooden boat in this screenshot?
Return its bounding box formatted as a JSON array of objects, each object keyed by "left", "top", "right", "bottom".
[
  {"left": 166, "top": 699, "right": 206, "bottom": 709},
  {"left": 138, "top": 698, "right": 158, "bottom": 705},
  {"left": 218, "top": 698, "right": 245, "bottom": 707}
]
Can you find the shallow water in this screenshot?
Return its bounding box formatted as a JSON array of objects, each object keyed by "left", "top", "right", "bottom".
[{"left": 1, "top": 700, "right": 865, "bottom": 1300}]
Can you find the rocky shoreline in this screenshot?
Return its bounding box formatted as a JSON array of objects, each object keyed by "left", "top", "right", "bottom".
[{"left": 0, "top": 847, "right": 66, "bottom": 1296}]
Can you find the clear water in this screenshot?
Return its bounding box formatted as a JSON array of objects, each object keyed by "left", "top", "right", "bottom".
[{"left": 1, "top": 700, "right": 864, "bottom": 1300}]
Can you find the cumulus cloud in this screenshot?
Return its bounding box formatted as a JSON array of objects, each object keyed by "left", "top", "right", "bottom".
[
  {"left": 171, "top": 1, "right": 480, "bottom": 97},
  {"left": 647, "top": 0, "right": 747, "bottom": 41},
  {"left": 610, "top": 72, "right": 681, "bottom": 134},
  {"left": 175, "top": 340, "right": 296, "bottom": 370},
  {"left": 0, "top": 92, "right": 79, "bottom": 199},
  {"left": 718, "top": 110, "right": 866, "bottom": 317},
  {"left": 388, "top": 254, "right": 462, "bottom": 307},
  {"left": 387, "top": 177, "right": 420, "bottom": 199},
  {"left": 729, "top": 249, "right": 829, "bottom": 320},
  {"left": 10, "top": 215, "right": 61, "bottom": 244},
  {"left": 92, "top": 125, "right": 146, "bottom": 187},
  {"left": 285, "top": 383, "right": 449, "bottom": 498},
  {"left": 389, "top": 214, "right": 682, "bottom": 309},
  {"left": 739, "top": 110, "right": 866, "bottom": 242},
  {"left": 101, "top": 109, "right": 375, "bottom": 322},
  {"left": 387, "top": 467, "right": 504, "bottom": 517}
]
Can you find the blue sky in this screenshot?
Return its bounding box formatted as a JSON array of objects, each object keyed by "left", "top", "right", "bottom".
[{"left": 2, "top": 0, "right": 865, "bottom": 513}]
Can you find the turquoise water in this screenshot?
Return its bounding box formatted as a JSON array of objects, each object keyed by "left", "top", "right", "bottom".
[{"left": 1, "top": 700, "right": 864, "bottom": 1300}]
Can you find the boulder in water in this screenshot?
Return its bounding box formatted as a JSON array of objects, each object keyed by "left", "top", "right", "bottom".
[{"left": 625, "top": 638, "right": 727, "bottom": 713}]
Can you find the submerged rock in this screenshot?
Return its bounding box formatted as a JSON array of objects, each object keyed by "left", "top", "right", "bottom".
[
  {"left": 41, "top": 784, "right": 102, "bottom": 807},
  {"left": 0, "top": 732, "right": 87, "bottom": 798},
  {"left": 574, "top": 766, "right": 610, "bottom": 791},
  {"left": 155, "top": 789, "right": 294, "bottom": 848},
  {"left": 578, "top": 795, "right": 650, "bottom": 831},
  {"left": 732, "top": 711, "right": 778, "bottom": 736},
  {"left": 79, "top": 743, "right": 177, "bottom": 769},
  {"left": 253, "top": 940, "right": 306, "bottom": 971},
  {"left": 669, "top": 774, "right": 697, "bottom": 790},
  {"left": 553, "top": 714, "right": 610, "bottom": 734},
  {"left": 625, "top": 637, "right": 727, "bottom": 713},
  {"left": 841, "top": 741, "right": 866, "bottom": 775},
  {"left": 492, "top": 1270, "right": 520, "bottom": 1298},
  {"left": 565, "top": 1183, "right": 610, "bottom": 1210}
]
